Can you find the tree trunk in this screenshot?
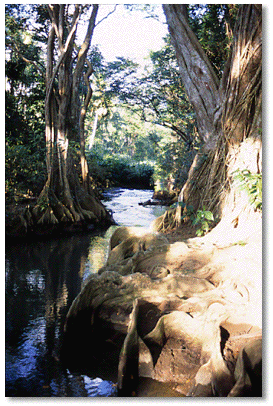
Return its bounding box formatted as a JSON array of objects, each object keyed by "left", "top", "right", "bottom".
[
  {"left": 29, "top": 4, "right": 113, "bottom": 234},
  {"left": 162, "top": 5, "right": 262, "bottom": 230},
  {"left": 163, "top": 4, "right": 221, "bottom": 149},
  {"left": 80, "top": 60, "right": 94, "bottom": 191}
]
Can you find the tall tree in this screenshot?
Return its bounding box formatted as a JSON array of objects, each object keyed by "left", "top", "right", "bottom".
[
  {"left": 7, "top": 4, "right": 113, "bottom": 234},
  {"left": 161, "top": 5, "right": 262, "bottom": 231},
  {"left": 41, "top": 5, "right": 100, "bottom": 223},
  {"left": 106, "top": 39, "right": 197, "bottom": 150}
]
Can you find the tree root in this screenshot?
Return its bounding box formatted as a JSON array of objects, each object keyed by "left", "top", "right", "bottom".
[
  {"left": 37, "top": 206, "right": 59, "bottom": 225},
  {"left": 152, "top": 205, "right": 183, "bottom": 233},
  {"left": 51, "top": 199, "right": 74, "bottom": 222},
  {"left": 6, "top": 183, "right": 113, "bottom": 238}
]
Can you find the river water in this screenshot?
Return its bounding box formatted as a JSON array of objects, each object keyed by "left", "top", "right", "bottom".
[{"left": 5, "top": 188, "right": 166, "bottom": 397}]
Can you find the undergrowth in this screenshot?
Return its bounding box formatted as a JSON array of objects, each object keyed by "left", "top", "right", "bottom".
[
  {"left": 87, "top": 151, "right": 154, "bottom": 189},
  {"left": 162, "top": 201, "right": 216, "bottom": 236}
]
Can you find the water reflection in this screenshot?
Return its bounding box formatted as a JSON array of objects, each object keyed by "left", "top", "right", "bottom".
[
  {"left": 5, "top": 232, "right": 112, "bottom": 396},
  {"left": 82, "top": 227, "right": 117, "bottom": 285},
  {"left": 5, "top": 188, "right": 166, "bottom": 397},
  {"left": 81, "top": 376, "right": 117, "bottom": 397}
]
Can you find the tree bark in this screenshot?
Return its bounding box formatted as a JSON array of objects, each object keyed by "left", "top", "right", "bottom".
[
  {"left": 163, "top": 4, "right": 221, "bottom": 150},
  {"left": 80, "top": 59, "right": 94, "bottom": 191},
  {"left": 162, "top": 5, "right": 262, "bottom": 225}
]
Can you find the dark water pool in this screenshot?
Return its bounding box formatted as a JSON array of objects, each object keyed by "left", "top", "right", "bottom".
[{"left": 5, "top": 188, "right": 166, "bottom": 397}]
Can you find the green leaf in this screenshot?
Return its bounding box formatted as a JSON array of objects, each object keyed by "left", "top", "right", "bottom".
[
  {"left": 204, "top": 211, "right": 214, "bottom": 221},
  {"left": 257, "top": 177, "right": 262, "bottom": 187},
  {"left": 201, "top": 221, "right": 209, "bottom": 230}
]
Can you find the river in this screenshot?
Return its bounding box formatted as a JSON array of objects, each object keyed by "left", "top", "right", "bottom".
[{"left": 5, "top": 188, "right": 166, "bottom": 397}]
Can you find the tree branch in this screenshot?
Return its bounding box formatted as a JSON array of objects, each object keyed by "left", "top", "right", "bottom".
[
  {"left": 45, "top": 5, "right": 81, "bottom": 108},
  {"left": 56, "top": 4, "right": 64, "bottom": 47},
  {"left": 72, "top": 5, "right": 98, "bottom": 105},
  {"left": 95, "top": 5, "right": 117, "bottom": 27},
  {"left": 48, "top": 5, "right": 62, "bottom": 46},
  {"left": 76, "top": 5, "right": 98, "bottom": 65}
]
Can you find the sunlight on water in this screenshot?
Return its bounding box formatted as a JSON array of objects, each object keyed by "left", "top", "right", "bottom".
[
  {"left": 82, "top": 376, "right": 117, "bottom": 396},
  {"left": 103, "top": 188, "right": 166, "bottom": 227},
  {"left": 6, "top": 317, "right": 46, "bottom": 382}
]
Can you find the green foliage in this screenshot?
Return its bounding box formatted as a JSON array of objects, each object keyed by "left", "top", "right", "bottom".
[
  {"left": 153, "top": 139, "right": 196, "bottom": 191},
  {"left": 87, "top": 106, "right": 160, "bottom": 161},
  {"left": 232, "top": 169, "right": 262, "bottom": 211},
  {"left": 108, "top": 35, "right": 197, "bottom": 150},
  {"left": 5, "top": 4, "right": 46, "bottom": 201},
  {"left": 192, "top": 207, "right": 215, "bottom": 236},
  {"left": 171, "top": 202, "right": 215, "bottom": 236},
  {"left": 87, "top": 151, "right": 154, "bottom": 189},
  {"left": 5, "top": 91, "right": 46, "bottom": 199},
  {"left": 95, "top": 34, "right": 198, "bottom": 191},
  {"left": 188, "top": 5, "right": 239, "bottom": 78}
]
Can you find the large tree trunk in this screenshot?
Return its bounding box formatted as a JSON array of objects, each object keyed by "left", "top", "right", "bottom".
[
  {"left": 161, "top": 5, "right": 262, "bottom": 230},
  {"left": 30, "top": 4, "right": 113, "bottom": 233},
  {"left": 163, "top": 5, "right": 221, "bottom": 149}
]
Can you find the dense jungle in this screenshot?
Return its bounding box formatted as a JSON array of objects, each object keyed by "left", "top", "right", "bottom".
[{"left": 5, "top": 4, "right": 262, "bottom": 398}]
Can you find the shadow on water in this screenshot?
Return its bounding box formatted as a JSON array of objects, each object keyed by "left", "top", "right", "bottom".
[{"left": 6, "top": 188, "right": 166, "bottom": 397}]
